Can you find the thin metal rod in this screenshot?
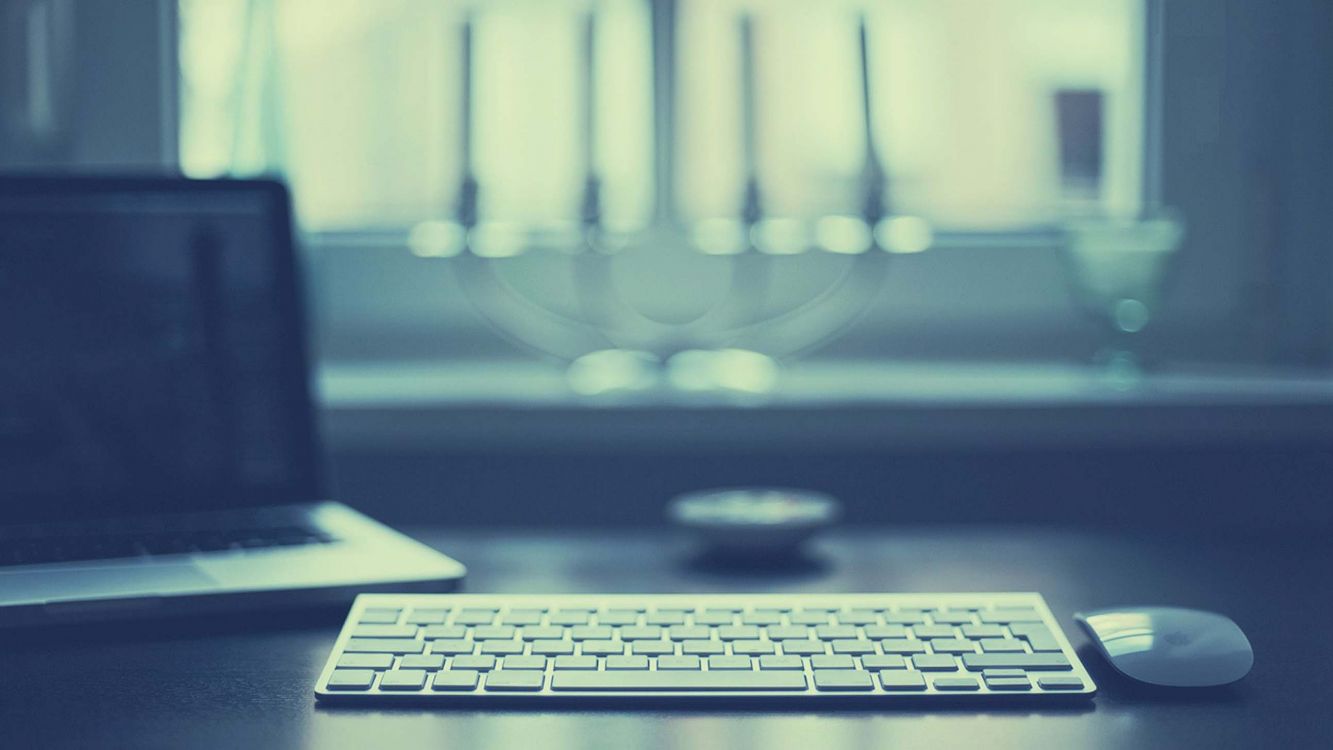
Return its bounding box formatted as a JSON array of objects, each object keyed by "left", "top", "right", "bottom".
[
  {"left": 1141, "top": 0, "right": 1166, "bottom": 214},
  {"left": 459, "top": 15, "right": 473, "bottom": 173},
  {"left": 579, "top": 9, "right": 600, "bottom": 228},
  {"left": 650, "top": 0, "right": 676, "bottom": 223},
  {"left": 456, "top": 14, "right": 478, "bottom": 227},
  {"left": 858, "top": 14, "right": 887, "bottom": 222},
  {"left": 739, "top": 13, "right": 762, "bottom": 225}
]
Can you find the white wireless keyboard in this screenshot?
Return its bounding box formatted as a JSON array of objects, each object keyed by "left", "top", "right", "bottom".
[{"left": 314, "top": 593, "right": 1096, "bottom": 704}]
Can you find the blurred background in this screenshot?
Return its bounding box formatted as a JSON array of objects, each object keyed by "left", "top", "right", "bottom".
[{"left": 2, "top": 0, "right": 1331, "bottom": 530}]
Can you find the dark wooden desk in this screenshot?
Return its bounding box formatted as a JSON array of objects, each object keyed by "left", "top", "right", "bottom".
[{"left": 5, "top": 527, "right": 1330, "bottom": 749}]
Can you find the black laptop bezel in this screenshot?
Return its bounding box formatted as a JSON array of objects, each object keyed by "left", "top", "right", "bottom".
[{"left": 0, "top": 175, "right": 323, "bottom": 523}]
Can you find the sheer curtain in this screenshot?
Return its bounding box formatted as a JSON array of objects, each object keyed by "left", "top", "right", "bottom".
[{"left": 180, "top": 0, "right": 1142, "bottom": 233}]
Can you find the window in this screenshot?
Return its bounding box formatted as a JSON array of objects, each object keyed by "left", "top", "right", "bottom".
[
  {"left": 180, "top": 0, "right": 1146, "bottom": 234},
  {"left": 169, "top": 0, "right": 1333, "bottom": 383}
]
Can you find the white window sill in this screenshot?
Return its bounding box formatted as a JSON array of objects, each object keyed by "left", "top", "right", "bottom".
[{"left": 318, "top": 359, "right": 1333, "bottom": 451}]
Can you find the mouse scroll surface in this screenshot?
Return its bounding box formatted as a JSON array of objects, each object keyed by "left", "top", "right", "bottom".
[{"left": 1076, "top": 607, "right": 1253, "bottom": 688}]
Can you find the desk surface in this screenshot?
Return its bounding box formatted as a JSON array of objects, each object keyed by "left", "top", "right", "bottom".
[{"left": 5, "top": 527, "right": 1330, "bottom": 749}]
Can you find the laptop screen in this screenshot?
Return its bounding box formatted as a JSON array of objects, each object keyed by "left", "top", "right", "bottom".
[{"left": 0, "top": 178, "right": 320, "bottom": 524}]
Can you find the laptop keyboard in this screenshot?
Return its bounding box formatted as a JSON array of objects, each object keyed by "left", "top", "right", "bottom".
[
  {"left": 0, "top": 525, "right": 336, "bottom": 567},
  {"left": 315, "top": 593, "right": 1096, "bottom": 703}
]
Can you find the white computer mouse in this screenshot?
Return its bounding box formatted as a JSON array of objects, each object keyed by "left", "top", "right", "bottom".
[{"left": 1075, "top": 606, "right": 1253, "bottom": 687}]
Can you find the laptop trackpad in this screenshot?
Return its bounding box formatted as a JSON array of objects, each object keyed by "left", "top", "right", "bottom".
[{"left": 3, "top": 563, "right": 219, "bottom": 604}]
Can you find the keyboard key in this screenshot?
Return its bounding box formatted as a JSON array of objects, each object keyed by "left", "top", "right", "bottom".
[
  {"left": 485, "top": 671, "right": 545, "bottom": 691},
  {"left": 814, "top": 670, "right": 874, "bottom": 691},
  {"left": 598, "top": 610, "right": 640, "bottom": 625},
  {"left": 880, "top": 639, "right": 928, "bottom": 654},
  {"left": 740, "top": 611, "right": 783, "bottom": 625},
  {"left": 883, "top": 611, "right": 928, "bottom": 625},
  {"left": 912, "top": 625, "right": 955, "bottom": 639},
  {"left": 553, "top": 656, "right": 598, "bottom": 670},
  {"left": 781, "top": 640, "right": 826, "bottom": 656},
  {"left": 707, "top": 656, "right": 753, "bottom": 670},
  {"left": 631, "top": 640, "right": 675, "bottom": 656},
  {"left": 450, "top": 655, "right": 496, "bottom": 671},
  {"left": 571, "top": 626, "right": 613, "bottom": 640},
  {"left": 830, "top": 639, "right": 875, "bottom": 655},
  {"left": 961, "top": 653, "right": 1072, "bottom": 671},
  {"left": 815, "top": 625, "right": 857, "bottom": 640},
  {"left": 551, "top": 671, "right": 807, "bottom": 691},
  {"left": 911, "top": 654, "right": 958, "bottom": 671},
  {"left": 379, "top": 670, "right": 428, "bottom": 690},
  {"left": 718, "top": 626, "right": 760, "bottom": 641},
  {"left": 932, "top": 677, "right": 980, "bottom": 691},
  {"left": 979, "top": 608, "right": 1043, "bottom": 624},
  {"left": 931, "top": 611, "right": 975, "bottom": 625},
  {"left": 531, "top": 640, "right": 575, "bottom": 656},
  {"left": 646, "top": 611, "right": 688, "bottom": 626},
  {"left": 757, "top": 655, "right": 804, "bottom": 670},
  {"left": 344, "top": 638, "right": 423, "bottom": 655},
  {"left": 399, "top": 654, "right": 445, "bottom": 670},
  {"left": 879, "top": 671, "right": 927, "bottom": 691},
  {"left": 860, "top": 654, "right": 907, "bottom": 670},
  {"left": 581, "top": 640, "right": 625, "bottom": 656},
  {"left": 657, "top": 655, "right": 702, "bottom": 670},
  {"left": 472, "top": 625, "right": 516, "bottom": 640},
  {"left": 358, "top": 608, "right": 401, "bottom": 624},
  {"left": 694, "top": 611, "right": 736, "bottom": 625},
  {"left": 765, "top": 625, "right": 811, "bottom": 640},
  {"left": 985, "top": 677, "right": 1032, "bottom": 691},
  {"left": 606, "top": 655, "right": 650, "bottom": 670},
  {"left": 929, "top": 638, "right": 977, "bottom": 654},
  {"left": 430, "top": 639, "right": 475, "bottom": 656},
  {"left": 837, "top": 610, "right": 879, "bottom": 625},
  {"left": 500, "top": 656, "right": 548, "bottom": 670},
  {"left": 454, "top": 609, "right": 498, "bottom": 625},
  {"left": 667, "top": 625, "right": 710, "bottom": 640},
  {"left": 982, "top": 668, "right": 1027, "bottom": 678},
  {"left": 519, "top": 626, "right": 564, "bottom": 641},
  {"left": 790, "top": 611, "right": 833, "bottom": 625},
  {"left": 863, "top": 624, "right": 909, "bottom": 639},
  {"left": 479, "top": 641, "right": 525, "bottom": 655},
  {"left": 979, "top": 638, "right": 1027, "bottom": 653},
  {"left": 732, "top": 640, "right": 775, "bottom": 655},
  {"left": 682, "top": 640, "right": 725, "bottom": 655},
  {"left": 431, "top": 671, "right": 480, "bottom": 691},
  {"left": 351, "top": 624, "right": 418, "bottom": 639},
  {"left": 549, "top": 611, "right": 591, "bottom": 625},
  {"left": 501, "top": 610, "right": 544, "bottom": 625},
  {"left": 421, "top": 625, "right": 468, "bottom": 640},
  {"left": 1037, "top": 677, "right": 1086, "bottom": 690},
  {"left": 620, "top": 626, "right": 663, "bottom": 640},
  {"left": 810, "top": 655, "right": 855, "bottom": 670},
  {"left": 1008, "top": 623, "right": 1063, "bottom": 652},
  {"left": 960, "top": 624, "right": 1005, "bottom": 639},
  {"left": 337, "top": 653, "right": 393, "bottom": 670},
  {"left": 327, "top": 669, "right": 376, "bottom": 690},
  {"left": 405, "top": 608, "right": 449, "bottom": 625}
]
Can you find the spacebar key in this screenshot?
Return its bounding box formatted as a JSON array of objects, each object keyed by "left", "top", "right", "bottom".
[
  {"left": 962, "top": 653, "right": 1072, "bottom": 671},
  {"left": 551, "top": 671, "right": 807, "bottom": 691}
]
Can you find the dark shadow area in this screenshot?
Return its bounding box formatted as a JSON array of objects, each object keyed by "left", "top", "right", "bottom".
[
  {"left": 331, "top": 443, "right": 1333, "bottom": 533},
  {"left": 1075, "top": 645, "right": 1249, "bottom": 706},
  {"left": 0, "top": 604, "right": 347, "bottom": 651},
  {"left": 677, "top": 547, "right": 834, "bottom": 581}
]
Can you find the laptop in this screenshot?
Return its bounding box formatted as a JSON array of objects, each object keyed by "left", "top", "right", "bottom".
[{"left": 0, "top": 176, "right": 465, "bottom": 627}]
